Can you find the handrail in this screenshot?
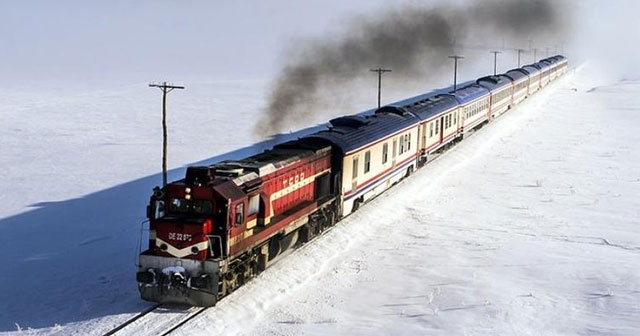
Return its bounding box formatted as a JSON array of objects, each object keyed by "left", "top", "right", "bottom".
[{"left": 135, "top": 219, "right": 149, "bottom": 267}]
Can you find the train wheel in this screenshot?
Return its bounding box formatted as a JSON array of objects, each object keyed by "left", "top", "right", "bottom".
[
  {"left": 267, "top": 238, "right": 281, "bottom": 261},
  {"left": 280, "top": 231, "right": 299, "bottom": 252}
]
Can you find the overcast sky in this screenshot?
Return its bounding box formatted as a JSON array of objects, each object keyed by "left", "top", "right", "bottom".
[
  {"left": 1, "top": 0, "right": 638, "bottom": 88},
  {"left": 0, "top": 0, "right": 409, "bottom": 85}
]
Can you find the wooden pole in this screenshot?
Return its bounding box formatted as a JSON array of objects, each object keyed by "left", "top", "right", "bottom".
[{"left": 149, "top": 82, "right": 185, "bottom": 186}]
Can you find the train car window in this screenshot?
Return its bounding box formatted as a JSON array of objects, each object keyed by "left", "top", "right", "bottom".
[
  {"left": 407, "top": 134, "right": 411, "bottom": 151},
  {"left": 352, "top": 157, "right": 359, "bottom": 179},
  {"left": 430, "top": 122, "right": 433, "bottom": 137},
  {"left": 364, "top": 151, "right": 371, "bottom": 173},
  {"left": 399, "top": 135, "right": 405, "bottom": 154},
  {"left": 382, "top": 143, "right": 388, "bottom": 164},
  {"left": 435, "top": 120, "right": 439, "bottom": 134}
]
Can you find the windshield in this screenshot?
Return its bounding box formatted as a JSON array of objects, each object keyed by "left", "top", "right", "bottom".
[{"left": 167, "top": 198, "right": 213, "bottom": 217}]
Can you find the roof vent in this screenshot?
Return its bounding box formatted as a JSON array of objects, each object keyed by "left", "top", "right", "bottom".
[
  {"left": 375, "top": 105, "right": 411, "bottom": 116},
  {"left": 214, "top": 165, "right": 244, "bottom": 177},
  {"left": 329, "top": 116, "right": 368, "bottom": 129}
]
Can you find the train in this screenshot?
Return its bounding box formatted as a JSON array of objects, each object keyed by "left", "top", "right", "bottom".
[{"left": 136, "top": 55, "right": 568, "bottom": 306}]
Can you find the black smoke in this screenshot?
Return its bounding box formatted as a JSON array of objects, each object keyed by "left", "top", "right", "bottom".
[{"left": 256, "top": 0, "right": 570, "bottom": 135}]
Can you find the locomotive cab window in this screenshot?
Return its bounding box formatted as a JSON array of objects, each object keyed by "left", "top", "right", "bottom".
[
  {"left": 235, "top": 203, "right": 244, "bottom": 225},
  {"left": 167, "top": 198, "right": 212, "bottom": 217}
]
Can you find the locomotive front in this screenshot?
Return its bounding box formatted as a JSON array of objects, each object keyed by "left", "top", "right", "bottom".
[
  {"left": 137, "top": 172, "right": 229, "bottom": 306},
  {"left": 136, "top": 139, "right": 337, "bottom": 307}
]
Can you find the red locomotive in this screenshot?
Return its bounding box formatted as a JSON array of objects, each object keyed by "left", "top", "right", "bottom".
[{"left": 137, "top": 138, "right": 338, "bottom": 306}]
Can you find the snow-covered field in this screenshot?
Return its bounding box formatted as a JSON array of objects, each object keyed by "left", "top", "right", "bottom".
[{"left": 1, "top": 63, "right": 639, "bottom": 335}]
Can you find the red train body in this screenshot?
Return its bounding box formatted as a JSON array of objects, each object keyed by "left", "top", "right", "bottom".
[{"left": 138, "top": 139, "right": 337, "bottom": 305}]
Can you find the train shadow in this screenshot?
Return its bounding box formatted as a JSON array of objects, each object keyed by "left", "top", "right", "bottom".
[
  {"left": 0, "top": 125, "right": 325, "bottom": 332},
  {"left": 0, "top": 84, "right": 455, "bottom": 332}
]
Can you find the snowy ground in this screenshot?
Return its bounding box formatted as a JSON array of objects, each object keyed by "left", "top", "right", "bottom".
[{"left": 1, "top": 63, "right": 639, "bottom": 335}]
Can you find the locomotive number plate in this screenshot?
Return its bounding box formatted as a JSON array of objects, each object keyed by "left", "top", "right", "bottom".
[{"left": 168, "top": 232, "right": 193, "bottom": 241}]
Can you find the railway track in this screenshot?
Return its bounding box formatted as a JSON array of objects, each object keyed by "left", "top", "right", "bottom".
[{"left": 102, "top": 304, "right": 208, "bottom": 336}]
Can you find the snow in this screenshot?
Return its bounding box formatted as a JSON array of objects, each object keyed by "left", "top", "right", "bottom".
[
  {"left": 1, "top": 61, "right": 639, "bottom": 335},
  {"left": 170, "top": 65, "right": 640, "bottom": 336}
]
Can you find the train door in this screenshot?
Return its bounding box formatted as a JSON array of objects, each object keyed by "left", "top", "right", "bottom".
[
  {"left": 212, "top": 198, "right": 229, "bottom": 258},
  {"left": 392, "top": 137, "right": 397, "bottom": 168},
  {"left": 228, "top": 198, "right": 247, "bottom": 255},
  {"left": 416, "top": 125, "right": 422, "bottom": 154}
]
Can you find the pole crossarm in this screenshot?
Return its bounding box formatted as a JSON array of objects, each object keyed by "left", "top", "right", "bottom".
[{"left": 149, "top": 82, "right": 185, "bottom": 92}]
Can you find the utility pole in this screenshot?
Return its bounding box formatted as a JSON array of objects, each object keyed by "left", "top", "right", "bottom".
[
  {"left": 533, "top": 48, "right": 538, "bottom": 63},
  {"left": 448, "top": 55, "right": 464, "bottom": 91},
  {"left": 528, "top": 39, "right": 533, "bottom": 52},
  {"left": 149, "top": 82, "right": 185, "bottom": 187},
  {"left": 370, "top": 68, "right": 392, "bottom": 108},
  {"left": 517, "top": 49, "right": 525, "bottom": 68},
  {"left": 490, "top": 51, "right": 501, "bottom": 76}
]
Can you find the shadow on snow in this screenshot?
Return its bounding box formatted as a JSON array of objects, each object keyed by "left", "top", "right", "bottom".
[
  {"left": 0, "top": 84, "right": 454, "bottom": 332},
  {"left": 0, "top": 125, "right": 324, "bottom": 332}
]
